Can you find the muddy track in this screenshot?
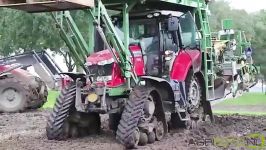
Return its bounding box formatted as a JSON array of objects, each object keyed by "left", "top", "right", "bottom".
[{"left": 0, "top": 110, "right": 265, "bottom": 150}]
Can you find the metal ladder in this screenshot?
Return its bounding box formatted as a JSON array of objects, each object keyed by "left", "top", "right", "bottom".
[{"left": 197, "top": 2, "right": 215, "bottom": 100}]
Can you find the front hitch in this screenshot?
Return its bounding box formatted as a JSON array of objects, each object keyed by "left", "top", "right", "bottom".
[{"left": 74, "top": 78, "right": 108, "bottom": 113}]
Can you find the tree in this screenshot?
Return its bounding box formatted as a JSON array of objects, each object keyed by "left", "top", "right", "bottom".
[
  {"left": 0, "top": 8, "right": 65, "bottom": 55},
  {"left": 0, "top": 8, "right": 89, "bottom": 71}
]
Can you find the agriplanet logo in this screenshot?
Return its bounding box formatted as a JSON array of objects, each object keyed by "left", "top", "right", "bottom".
[{"left": 188, "top": 133, "right": 265, "bottom": 149}]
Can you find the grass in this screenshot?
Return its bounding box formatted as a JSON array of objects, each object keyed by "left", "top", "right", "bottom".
[
  {"left": 42, "top": 90, "right": 266, "bottom": 116},
  {"left": 42, "top": 90, "right": 59, "bottom": 109},
  {"left": 213, "top": 110, "right": 266, "bottom": 116},
  {"left": 213, "top": 93, "right": 266, "bottom": 116},
  {"left": 215, "top": 93, "right": 266, "bottom": 106}
]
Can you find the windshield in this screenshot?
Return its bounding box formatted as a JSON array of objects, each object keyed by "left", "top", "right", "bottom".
[
  {"left": 115, "top": 19, "right": 159, "bottom": 54},
  {"left": 179, "top": 12, "right": 198, "bottom": 48}
]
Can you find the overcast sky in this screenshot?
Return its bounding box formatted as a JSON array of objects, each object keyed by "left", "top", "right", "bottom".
[{"left": 224, "top": 0, "right": 266, "bottom": 12}]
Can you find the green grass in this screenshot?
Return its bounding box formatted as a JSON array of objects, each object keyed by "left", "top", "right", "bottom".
[
  {"left": 216, "top": 93, "right": 266, "bottom": 106},
  {"left": 42, "top": 91, "right": 266, "bottom": 117},
  {"left": 213, "top": 93, "right": 266, "bottom": 116},
  {"left": 42, "top": 90, "right": 59, "bottom": 109},
  {"left": 213, "top": 110, "right": 266, "bottom": 116}
]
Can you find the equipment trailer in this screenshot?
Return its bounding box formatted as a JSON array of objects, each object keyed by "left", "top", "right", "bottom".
[
  {"left": 0, "top": 63, "right": 48, "bottom": 112},
  {"left": 212, "top": 19, "right": 259, "bottom": 96},
  {"left": 0, "top": 50, "right": 70, "bottom": 90},
  {"left": 0, "top": 0, "right": 245, "bottom": 148}
]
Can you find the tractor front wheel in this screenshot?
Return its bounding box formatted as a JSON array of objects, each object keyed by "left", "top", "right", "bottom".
[
  {"left": 46, "top": 83, "right": 101, "bottom": 140},
  {"left": 46, "top": 83, "right": 76, "bottom": 140}
]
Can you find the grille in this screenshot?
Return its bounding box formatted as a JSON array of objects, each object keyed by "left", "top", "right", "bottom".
[{"left": 88, "top": 63, "right": 113, "bottom": 78}]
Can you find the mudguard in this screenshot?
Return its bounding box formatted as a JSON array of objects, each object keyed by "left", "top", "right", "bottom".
[
  {"left": 60, "top": 72, "right": 86, "bottom": 81},
  {"left": 60, "top": 72, "right": 87, "bottom": 87},
  {"left": 170, "top": 50, "right": 201, "bottom": 81},
  {"left": 0, "top": 72, "right": 12, "bottom": 78}
]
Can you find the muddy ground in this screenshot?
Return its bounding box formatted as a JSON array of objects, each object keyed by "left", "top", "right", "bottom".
[{"left": 0, "top": 110, "right": 265, "bottom": 150}]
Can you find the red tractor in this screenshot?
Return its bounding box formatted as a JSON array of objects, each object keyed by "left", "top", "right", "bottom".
[
  {"left": 0, "top": 64, "right": 47, "bottom": 112},
  {"left": 44, "top": 6, "right": 214, "bottom": 149},
  {"left": 0, "top": 0, "right": 229, "bottom": 149}
]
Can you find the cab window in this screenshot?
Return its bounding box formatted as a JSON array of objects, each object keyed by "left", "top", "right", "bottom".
[{"left": 179, "top": 12, "right": 197, "bottom": 48}]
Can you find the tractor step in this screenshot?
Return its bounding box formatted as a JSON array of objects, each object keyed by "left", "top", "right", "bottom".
[{"left": 0, "top": 0, "right": 94, "bottom": 13}]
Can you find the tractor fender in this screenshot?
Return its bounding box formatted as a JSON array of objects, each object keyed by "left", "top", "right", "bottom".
[
  {"left": 141, "top": 76, "right": 174, "bottom": 102},
  {"left": 170, "top": 50, "right": 201, "bottom": 81},
  {"left": 60, "top": 72, "right": 86, "bottom": 83},
  {"left": 0, "top": 72, "right": 13, "bottom": 78}
]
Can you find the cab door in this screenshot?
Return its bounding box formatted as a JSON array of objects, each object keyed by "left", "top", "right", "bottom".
[{"left": 170, "top": 12, "right": 202, "bottom": 81}]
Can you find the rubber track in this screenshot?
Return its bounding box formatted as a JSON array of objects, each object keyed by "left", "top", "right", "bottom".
[
  {"left": 116, "top": 86, "right": 151, "bottom": 148},
  {"left": 46, "top": 84, "right": 76, "bottom": 140}
]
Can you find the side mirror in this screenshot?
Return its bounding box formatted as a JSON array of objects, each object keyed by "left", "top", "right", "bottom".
[{"left": 168, "top": 16, "right": 179, "bottom": 31}]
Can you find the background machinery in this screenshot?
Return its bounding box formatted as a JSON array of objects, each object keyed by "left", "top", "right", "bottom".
[
  {"left": 0, "top": 50, "right": 71, "bottom": 113},
  {"left": 0, "top": 63, "right": 47, "bottom": 112},
  {"left": 0, "top": 0, "right": 255, "bottom": 148},
  {"left": 0, "top": 50, "right": 70, "bottom": 90},
  {"left": 212, "top": 19, "right": 259, "bottom": 97}
]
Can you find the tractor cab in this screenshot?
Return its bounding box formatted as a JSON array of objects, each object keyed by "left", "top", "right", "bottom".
[
  {"left": 86, "top": 10, "right": 201, "bottom": 84},
  {"left": 118, "top": 10, "right": 201, "bottom": 77}
]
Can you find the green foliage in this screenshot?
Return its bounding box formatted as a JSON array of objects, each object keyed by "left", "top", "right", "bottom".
[
  {"left": 0, "top": 8, "right": 64, "bottom": 56},
  {"left": 213, "top": 93, "right": 266, "bottom": 116},
  {"left": 0, "top": 8, "right": 89, "bottom": 71},
  {"left": 0, "top": 9, "right": 88, "bottom": 52},
  {"left": 216, "top": 93, "right": 266, "bottom": 106},
  {"left": 42, "top": 90, "right": 59, "bottom": 109}
]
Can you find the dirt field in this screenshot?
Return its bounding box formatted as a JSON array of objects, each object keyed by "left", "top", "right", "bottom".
[{"left": 0, "top": 110, "right": 266, "bottom": 150}]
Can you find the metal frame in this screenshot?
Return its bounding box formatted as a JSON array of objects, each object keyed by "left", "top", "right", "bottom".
[{"left": 0, "top": 0, "right": 214, "bottom": 96}]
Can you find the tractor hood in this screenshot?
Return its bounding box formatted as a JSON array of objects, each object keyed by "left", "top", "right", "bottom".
[{"left": 86, "top": 50, "right": 115, "bottom": 66}]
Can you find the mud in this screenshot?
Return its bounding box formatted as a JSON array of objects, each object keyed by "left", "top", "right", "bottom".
[{"left": 0, "top": 110, "right": 265, "bottom": 150}]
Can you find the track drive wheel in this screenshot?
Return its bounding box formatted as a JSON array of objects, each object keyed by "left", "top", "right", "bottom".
[
  {"left": 46, "top": 83, "right": 76, "bottom": 140},
  {"left": 46, "top": 83, "right": 101, "bottom": 140},
  {"left": 0, "top": 77, "right": 28, "bottom": 113},
  {"left": 116, "top": 86, "right": 166, "bottom": 149}
]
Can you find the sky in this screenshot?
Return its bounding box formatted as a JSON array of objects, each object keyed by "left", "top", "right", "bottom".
[{"left": 224, "top": 0, "right": 266, "bottom": 13}]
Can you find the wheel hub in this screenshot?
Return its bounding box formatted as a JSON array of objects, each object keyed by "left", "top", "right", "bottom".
[
  {"left": 0, "top": 88, "right": 23, "bottom": 109},
  {"left": 155, "top": 121, "right": 164, "bottom": 141},
  {"left": 188, "top": 80, "right": 200, "bottom": 108},
  {"left": 6, "top": 90, "right": 16, "bottom": 101},
  {"left": 144, "top": 96, "right": 155, "bottom": 120}
]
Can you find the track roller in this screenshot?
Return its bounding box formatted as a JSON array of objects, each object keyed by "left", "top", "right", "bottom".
[{"left": 116, "top": 86, "right": 166, "bottom": 149}]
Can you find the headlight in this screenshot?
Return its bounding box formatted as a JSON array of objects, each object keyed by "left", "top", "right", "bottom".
[{"left": 87, "top": 93, "right": 98, "bottom": 103}]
